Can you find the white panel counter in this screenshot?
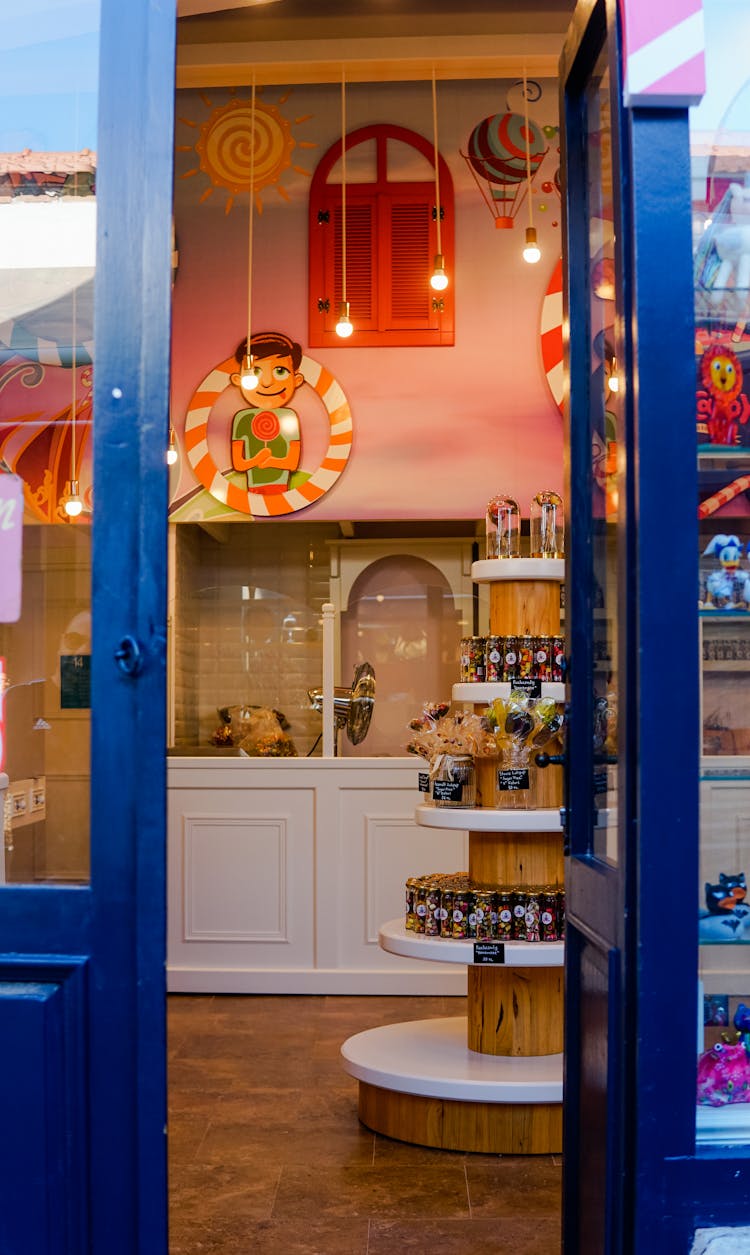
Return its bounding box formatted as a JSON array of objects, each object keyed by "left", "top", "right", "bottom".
[{"left": 167, "top": 755, "right": 469, "bottom": 995}]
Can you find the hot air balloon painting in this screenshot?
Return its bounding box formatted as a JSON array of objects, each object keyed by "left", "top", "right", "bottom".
[{"left": 462, "top": 110, "right": 547, "bottom": 229}]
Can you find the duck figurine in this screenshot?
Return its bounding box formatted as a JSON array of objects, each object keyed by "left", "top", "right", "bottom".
[{"left": 702, "top": 534, "right": 746, "bottom": 608}]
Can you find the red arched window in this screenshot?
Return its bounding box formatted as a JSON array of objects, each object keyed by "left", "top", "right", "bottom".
[{"left": 308, "top": 122, "right": 455, "bottom": 348}]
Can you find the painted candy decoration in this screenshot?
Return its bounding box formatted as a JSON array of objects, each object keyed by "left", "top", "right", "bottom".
[
  {"left": 697, "top": 1004, "right": 750, "bottom": 1107},
  {"left": 465, "top": 112, "right": 547, "bottom": 227}
]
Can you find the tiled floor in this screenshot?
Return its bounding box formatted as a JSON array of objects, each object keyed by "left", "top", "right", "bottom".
[{"left": 168, "top": 994, "right": 562, "bottom": 1254}]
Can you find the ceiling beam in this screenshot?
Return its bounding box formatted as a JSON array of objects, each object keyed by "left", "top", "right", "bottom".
[{"left": 176, "top": 33, "right": 563, "bottom": 87}]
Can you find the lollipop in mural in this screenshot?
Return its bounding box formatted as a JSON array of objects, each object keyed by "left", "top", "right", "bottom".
[{"left": 462, "top": 110, "right": 547, "bottom": 228}]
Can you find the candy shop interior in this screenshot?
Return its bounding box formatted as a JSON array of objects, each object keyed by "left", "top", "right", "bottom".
[
  {"left": 9, "top": 1, "right": 750, "bottom": 1249},
  {"left": 163, "top": 22, "right": 579, "bottom": 1013},
  {"left": 167, "top": 63, "right": 569, "bottom": 762}
]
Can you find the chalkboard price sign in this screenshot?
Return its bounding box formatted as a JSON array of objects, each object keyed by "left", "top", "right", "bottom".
[
  {"left": 60, "top": 654, "right": 91, "bottom": 710},
  {"left": 497, "top": 768, "right": 530, "bottom": 792},
  {"left": 473, "top": 942, "right": 506, "bottom": 965},
  {"left": 432, "top": 779, "right": 463, "bottom": 803},
  {"left": 511, "top": 676, "right": 541, "bottom": 699}
]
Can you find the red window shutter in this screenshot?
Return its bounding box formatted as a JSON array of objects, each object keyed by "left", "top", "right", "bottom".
[
  {"left": 308, "top": 123, "right": 454, "bottom": 348},
  {"left": 334, "top": 200, "right": 375, "bottom": 324},
  {"left": 387, "top": 200, "right": 433, "bottom": 327}
]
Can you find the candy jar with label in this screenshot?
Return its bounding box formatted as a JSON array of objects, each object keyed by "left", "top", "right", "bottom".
[
  {"left": 530, "top": 490, "right": 564, "bottom": 558},
  {"left": 486, "top": 494, "right": 521, "bottom": 558}
]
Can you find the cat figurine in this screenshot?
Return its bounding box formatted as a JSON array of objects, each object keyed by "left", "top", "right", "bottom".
[
  {"left": 705, "top": 871, "right": 747, "bottom": 914},
  {"left": 699, "top": 872, "right": 750, "bottom": 941}
]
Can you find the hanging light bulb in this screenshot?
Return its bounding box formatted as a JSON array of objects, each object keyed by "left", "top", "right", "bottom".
[
  {"left": 167, "top": 427, "right": 178, "bottom": 465},
  {"left": 335, "top": 300, "right": 353, "bottom": 338},
  {"left": 240, "top": 353, "right": 259, "bottom": 390},
  {"left": 608, "top": 357, "right": 620, "bottom": 393},
  {"left": 63, "top": 479, "right": 83, "bottom": 518},
  {"left": 521, "top": 70, "right": 542, "bottom": 266},
  {"left": 430, "top": 253, "right": 449, "bottom": 291},
  {"left": 430, "top": 69, "right": 448, "bottom": 293},
  {"left": 523, "top": 226, "right": 541, "bottom": 264},
  {"left": 336, "top": 68, "right": 354, "bottom": 339}
]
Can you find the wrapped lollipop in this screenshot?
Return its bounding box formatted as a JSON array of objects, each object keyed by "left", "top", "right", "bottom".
[
  {"left": 485, "top": 690, "right": 565, "bottom": 808},
  {"left": 531, "top": 696, "right": 565, "bottom": 749}
]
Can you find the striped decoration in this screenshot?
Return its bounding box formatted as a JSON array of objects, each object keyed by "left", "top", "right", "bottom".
[
  {"left": 620, "top": 0, "right": 705, "bottom": 107},
  {"left": 541, "top": 257, "right": 565, "bottom": 411},
  {"left": 184, "top": 353, "right": 353, "bottom": 518},
  {"left": 699, "top": 475, "right": 750, "bottom": 519},
  {"left": 0, "top": 318, "right": 94, "bottom": 368}
]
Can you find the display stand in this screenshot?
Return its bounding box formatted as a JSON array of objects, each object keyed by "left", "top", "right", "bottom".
[{"left": 341, "top": 557, "right": 565, "bottom": 1153}]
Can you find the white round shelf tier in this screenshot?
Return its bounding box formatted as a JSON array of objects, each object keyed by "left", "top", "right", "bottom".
[
  {"left": 452, "top": 681, "right": 565, "bottom": 704},
  {"left": 379, "top": 918, "right": 564, "bottom": 967},
  {"left": 341, "top": 1016, "right": 563, "bottom": 1103},
  {"left": 416, "top": 803, "right": 563, "bottom": 832},
  {"left": 472, "top": 557, "right": 565, "bottom": 583}
]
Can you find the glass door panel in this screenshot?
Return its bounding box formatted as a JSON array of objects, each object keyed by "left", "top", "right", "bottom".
[
  {"left": 0, "top": 2, "right": 98, "bottom": 883},
  {"left": 692, "top": 0, "right": 750, "bottom": 1145},
  {"left": 587, "top": 48, "right": 620, "bottom": 865}
]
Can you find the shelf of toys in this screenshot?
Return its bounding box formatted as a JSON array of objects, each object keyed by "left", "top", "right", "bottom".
[{"left": 696, "top": 440, "right": 750, "bottom": 1139}]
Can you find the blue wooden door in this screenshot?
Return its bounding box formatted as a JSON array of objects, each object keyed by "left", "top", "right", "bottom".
[
  {"left": 0, "top": 2, "right": 175, "bottom": 1251},
  {"left": 560, "top": 1, "right": 700, "bottom": 1251}
]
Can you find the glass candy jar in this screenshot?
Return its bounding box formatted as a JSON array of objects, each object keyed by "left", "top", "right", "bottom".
[
  {"left": 530, "top": 490, "right": 564, "bottom": 558},
  {"left": 494, "top": 745, "right": 531, "bottom": 810},
  {"left": 486, "top": 494, "right": 521, "bottom": 559},
  {"left": 430, "top": 753, "right": 476, "bottom": 808}
]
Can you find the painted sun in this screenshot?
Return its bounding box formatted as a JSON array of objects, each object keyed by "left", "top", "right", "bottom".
[{"left": 177, "top": 89, "right": 317, "bottom": 214}]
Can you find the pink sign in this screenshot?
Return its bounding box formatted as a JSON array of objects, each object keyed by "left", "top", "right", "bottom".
[
  {"left": 0, "top": 656, "right": 5, "bottom": 772},
  {"left": 619, "top": 0, "right": 706, "bottom": 107},
  {"left": 0, "top": 474, "right": 23, "bottom": 623}
]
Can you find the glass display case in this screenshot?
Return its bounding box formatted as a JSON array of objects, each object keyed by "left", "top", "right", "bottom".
[{"left": 691, "top": 12, "right": 750, "bottom": 1141}]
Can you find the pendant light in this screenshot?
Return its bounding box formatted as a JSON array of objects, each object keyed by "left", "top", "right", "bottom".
[
  {"left": 63, "top": 286, "right": 83, "bottom": 518},
  {"left": 521, "top": 71, "right": 541, "bottom": 265},
  {"left": 241, "top": 75, "right": 261, "bottom": 385},
  {"left": 430, "top": 68, "right": 449, "bottom": 292},
  {"left": 335, "top": 69, "right": 354, "bottom": 338},
  {"left": 166, "top": 426, "right": 178, "bottom": 464}
]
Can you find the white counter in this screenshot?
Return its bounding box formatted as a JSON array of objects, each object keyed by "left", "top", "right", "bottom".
[{"left": 167, "top": 755, "right": 469, "bottom": 995}]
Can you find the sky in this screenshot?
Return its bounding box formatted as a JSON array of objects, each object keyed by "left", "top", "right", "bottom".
[{"left": 1, "top": 1, "right": 99, "bottom": 153}]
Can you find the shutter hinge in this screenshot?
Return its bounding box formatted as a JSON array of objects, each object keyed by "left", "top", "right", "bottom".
[
  {"left": 431, "top": 206, "right": 445, "bottom": 221},
  {"left": 317, "top": 298, "right": 330, "bottom": 312},
  {"left": 317, "top": 209, "right": 330, "bottom": 224}
]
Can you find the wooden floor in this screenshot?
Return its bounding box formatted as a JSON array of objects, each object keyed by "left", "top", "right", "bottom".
[{"left": 168, "top": 993, "right": 563, "bottom": 1254}]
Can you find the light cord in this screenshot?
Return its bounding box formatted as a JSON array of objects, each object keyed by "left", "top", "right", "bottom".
[
  {"left": 247, "top": 75, "right": 256, "bottom": 352},
  {"left": 432, "top": 67, "right": 442, "bottom": 254},
  {"left": 523, "top": 69, "right": 534, "bottom": 230},
  {"left": 341, "top": 68, "right": 347, "bottom": 304},
  {"left": 70, "top": 282, "right": 76, "bottom": 476}
]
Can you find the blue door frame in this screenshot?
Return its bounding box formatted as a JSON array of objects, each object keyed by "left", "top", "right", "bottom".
[
  {"left": 562, "top": 0, "right": 750, "bottom": 1249},
  {"left": 0, "top": 3, "right": 175, "bottom": 1252}
]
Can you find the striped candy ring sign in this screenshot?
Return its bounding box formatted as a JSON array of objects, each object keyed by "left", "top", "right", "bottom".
[{"left": 183, "top": 352, "right": 353, "bottom": 517}]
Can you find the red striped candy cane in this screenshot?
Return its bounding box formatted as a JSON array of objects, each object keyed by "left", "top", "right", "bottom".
[{"left": 698, "top": 475, "right": 750, "bottom": 519}]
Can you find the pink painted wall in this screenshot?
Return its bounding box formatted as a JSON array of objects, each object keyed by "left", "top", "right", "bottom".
[{"left": 170, "top": 79, "right": 565, "bottom": 522}]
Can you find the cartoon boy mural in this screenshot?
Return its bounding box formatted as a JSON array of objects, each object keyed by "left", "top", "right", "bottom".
[{"left": 230, "top": 331, "right": 305, "bottom": 494}]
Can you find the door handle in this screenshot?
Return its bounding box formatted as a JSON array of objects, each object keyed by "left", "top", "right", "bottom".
[
  {"left": 534, "top": 753, "right": 570, "bottom": 854},
  {"left": 114, "top": 635, "right": 143, "bottom": 676},
  {"left": 535, "top": 752, "right": 566, "bottom": 768}
]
